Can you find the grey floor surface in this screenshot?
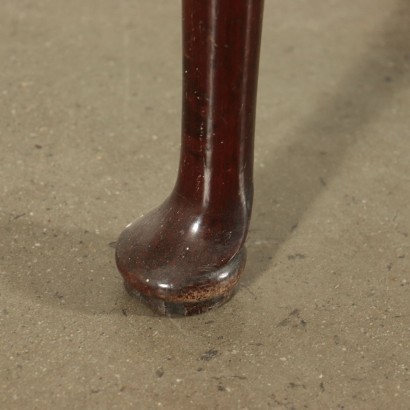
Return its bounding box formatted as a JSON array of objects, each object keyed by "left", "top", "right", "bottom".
[{"left": 1, "top": 0, "right": 409, "bottom": 409}]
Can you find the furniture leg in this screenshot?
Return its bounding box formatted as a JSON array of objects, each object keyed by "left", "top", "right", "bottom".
[{"left": 115, "top": 0, "right": 264, "bottom": 316}]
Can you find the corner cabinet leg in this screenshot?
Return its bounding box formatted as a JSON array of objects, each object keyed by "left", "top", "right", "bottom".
[{"left": 115, "top": 0, "right": 264, "bottom": 316}]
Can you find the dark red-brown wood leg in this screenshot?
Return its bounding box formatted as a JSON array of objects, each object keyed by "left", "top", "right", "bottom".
[{"left": 115, "top": 0, "right": 264, "bottom": 316}]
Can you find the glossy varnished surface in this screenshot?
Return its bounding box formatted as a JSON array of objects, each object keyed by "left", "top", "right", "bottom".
[{"left": 116, "top": 0, "right": 264, "bottom": 315}]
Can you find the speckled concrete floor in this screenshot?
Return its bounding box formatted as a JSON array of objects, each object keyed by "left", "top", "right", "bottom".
[{"left": 1, "top": 1, "right": 409, "bottom": 409}]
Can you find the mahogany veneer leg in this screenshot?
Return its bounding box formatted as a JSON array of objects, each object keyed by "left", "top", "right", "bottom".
[{"left": 116, "top": 0, "right": 264, "bottom": 316}]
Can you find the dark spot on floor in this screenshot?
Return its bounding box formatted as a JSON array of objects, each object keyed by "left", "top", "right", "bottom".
[
  {"left": 290, "top": 223, "right": 298, "bottom": 232},
  {"left": 277, "top": 309, "right": 307, "bottom": 329},
  {"left": 319, "top": 176, "right": 327, "bottom": 187},
  {"left": 288, "top": 382, "right": 306, "bottom": 389},
  {"left": 232, "top": 375, "right": 247, "bottom": 380},
  {"left": 201, "top": 349, "right": 218, "bottom": 361}
]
